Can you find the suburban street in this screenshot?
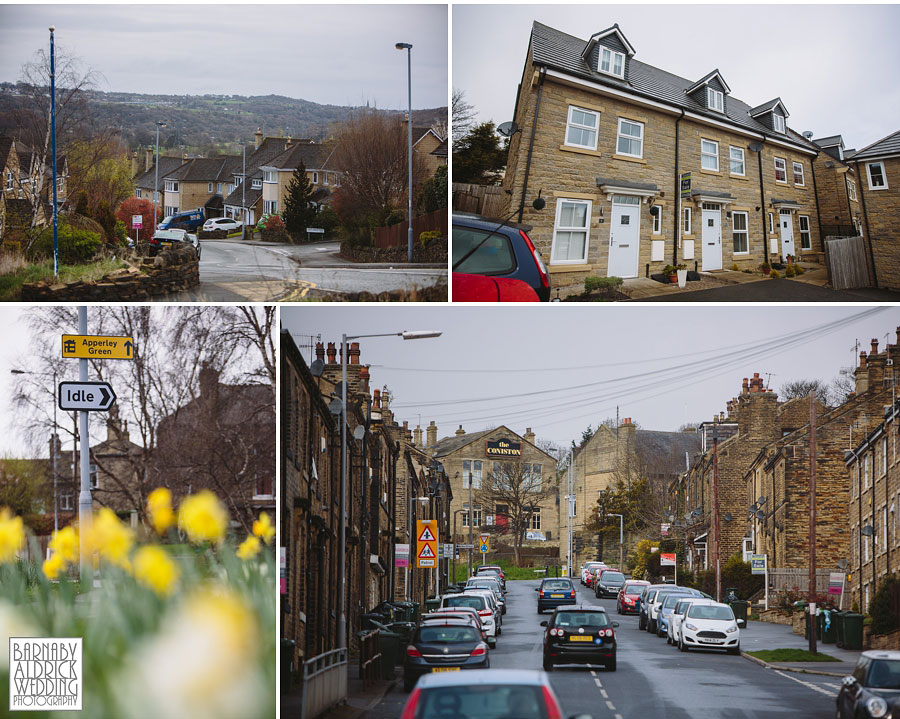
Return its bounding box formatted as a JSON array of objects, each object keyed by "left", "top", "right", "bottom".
[
  {"left": 363, "top": 580, "right": 838, "bottom": 719},
  {"left": 162, "top": 240, "right": 447, "bottom": 301}
]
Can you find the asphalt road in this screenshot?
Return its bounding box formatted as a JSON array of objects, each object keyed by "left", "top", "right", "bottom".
[
  {"left": 641, "top": 278, "right": 900, "bottom": 302},
  {"left": 162, "top": 240, "right": 446, "bottom": 301},
  {"left": 365, "top": 580, "right": 839, "bottom": 718}
]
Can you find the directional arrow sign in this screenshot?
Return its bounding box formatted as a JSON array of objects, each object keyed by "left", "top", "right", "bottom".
[
  {"left": 58, "top": 382, "right": 117, "bottom": 412},
  {"left": 62, "top": 335, "right": 135, "bottom": 360}
]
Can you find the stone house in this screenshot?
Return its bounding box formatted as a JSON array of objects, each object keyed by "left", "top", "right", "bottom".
[
  {"left": 571, "top": 418, "right": 700, "bottom": 567},
  {"left": 852, "top": 130, "right": 900, "bottom": 289},
  {"left": 161, "top": 156, "right": 242, "bottom": 219},
  {"left": 1, "top": 136, "right": 21, "bottom": 202},
  {"left": 222, "top": 131, "right": 291, "bottom": 226},
  {"left": 406, "top": 121, "right": 447, "bottom": 176},
  {"left": 502, "top": 22, "right": 823, "bottom": 297},
  {"left": 259, "top": 141, "right": 338, "bottom": 218},
  {"left": 132, "top": 148, "right": 185, "bottom": 212},
  {"left": 811, "top": 135, "right": 864, "bottom": 237}
]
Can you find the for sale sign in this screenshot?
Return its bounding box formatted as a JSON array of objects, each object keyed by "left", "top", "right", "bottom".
[
  {"left": 660, "top": 553, "right": 676, "bottom": 566},
  {"left": 131, "top": 214, "right": 142, "bottom": 229}
]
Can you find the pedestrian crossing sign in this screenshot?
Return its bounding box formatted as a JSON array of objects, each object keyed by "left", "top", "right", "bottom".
[
  {"left": 418, "top": 544, "right": 436, "bottom": 559},
  {"left": 416, "top": 519, "right": 439, "bottom": 568}
]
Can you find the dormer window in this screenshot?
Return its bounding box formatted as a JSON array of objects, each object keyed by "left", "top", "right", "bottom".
[
  {"left": 707, "top": 88, "right": 724, "bottom": 113},
  {"left": 599, "top": 47, "right": 625, "bottom": 79},
  {"left": 773, "top": 114, "right": 785, "bottom": 134}
]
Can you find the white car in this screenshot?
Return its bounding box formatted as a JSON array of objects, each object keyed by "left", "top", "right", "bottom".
[
  {"left": 463, "top": 588, "right": 503, "bottom": 632},
  {"left": 202, "top": 217, "right": 242, "bottom": 233},
  {"left": 581, "top": 561, "right": 607, "bottom": 585},
  {"left": 667, "top": 597, "right": 715, "bottom": 645},
  {"left": 438, "top": 593, "right": 496, "bottom": 638},
  {"left": 678, "top": 601, "right": 744, "bottom": 654}
]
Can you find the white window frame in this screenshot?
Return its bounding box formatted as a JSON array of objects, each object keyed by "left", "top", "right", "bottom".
[
  {"left": 732, "top": 211, "right": 749, "bottom": 254},
  {"left": 461, "top": 460, "right": 483, "bottom": 489},
  {"left": 707, "top": 88, "right": 724, "bottom": 113},
  {"left": 263, "top": 199, "right": 277, "bottom": 215},
  {"left": 774, "top": 157, "right": 787, "bottom": 183},
  {"left": 847, "top": 178, "right": 857, "bottom": 201},
  {"left": 616, "top": 118, "right": 644, "bottom": 159},
  {"left": 792, "top": 161, "right": 805, "bottom": 186},
  {"left": 773, "top": 113, "right": 785, "bottom": 134},
  {"left": 5, "top": 170, "right": 11, "bottom": 190},
  {"left": 799, "top": 215, "right": 811, "bottom": 250},
  {"left": 564, "top": 106, "right": 600, "bottom": 151},
  {"left": 324, "top": 173, "right": 329, "bottom": 186},
  {"left": 263, "top": 170, "right": 277, "bottom": 184},
  {"left": 683, "top": 207, "right": 692, "bottom": 235},
  {"left": 312, "top": 171, "right": 319, "bottom": 184},
  {"left": 598, "top": 47, "right": 625, "bottom": 79},
  {"left": 165, "top": 180, "right": 179, "bottom": 193},
  {"left": 768, "top": 212, "right": 775, "bottom": 234},
  {"left": 652, "top": 206, "right": 662, "bottom": 234},
  {"left": 866, "top": 162, "right": 889, "bottom": 190},
  {"left": 550, "top": 198, "right": 592, "bottom": 265},
  {"left": 252, "top": 178, "right": 262, "bottom": 189},
  {"left": 701, "top": 139, "right": 719, "bottom": 171},
  {"left": 729, "top": 146, "right": 745, "bottom": 176}
]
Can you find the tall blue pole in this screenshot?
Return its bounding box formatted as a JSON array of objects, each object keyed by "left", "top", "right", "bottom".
[
  {"left": 50, "top": 26, "right": 59, "bottom": 276},
  {"left": 406, "top": 46, "right": 413, "bottom": 263}
]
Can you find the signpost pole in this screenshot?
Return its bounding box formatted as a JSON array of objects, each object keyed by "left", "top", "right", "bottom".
[
  {"left": 765, "top": 556, "right": 769, "bottom": 611},
  {"left": 77, "top": 307, "right": 92, "bottom": 583}
]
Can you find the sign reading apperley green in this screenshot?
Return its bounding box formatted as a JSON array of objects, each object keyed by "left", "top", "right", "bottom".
[
  {"left": 486, "top": 439, "right": 522, "bottom": 457},
  {"left": 680, "top": 172, "right": 692, "bottom": 198}
]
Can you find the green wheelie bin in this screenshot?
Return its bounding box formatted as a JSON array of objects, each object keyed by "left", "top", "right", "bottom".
[{"left": 842, "top": 613, "right": 864, "bottom": 650}]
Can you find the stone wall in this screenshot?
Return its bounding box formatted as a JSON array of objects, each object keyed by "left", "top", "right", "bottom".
[
  {"left": 21, "top": 246, "right": 199, "bottom": 301},
  {"left": 813, "top": 154, "right": 860, "bottom": 230},
  {"left": 858, "top": 157, "right": 900, "bottom": 289}
]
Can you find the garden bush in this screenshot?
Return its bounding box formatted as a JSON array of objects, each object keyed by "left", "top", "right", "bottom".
[
  {"left": 869, "top": 573, "right": 900, "bottom": 635},
  {"left": 26, "top": 219, "right": 103, "bottom": 264}
]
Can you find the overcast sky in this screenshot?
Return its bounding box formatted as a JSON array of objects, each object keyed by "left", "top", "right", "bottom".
[
  {"left": 282, "top": 305, "right": 900, "bottom": 451},
  {"left": 453, "top": 4, "right": 900, "bottom": 151},
  {"left": 0, "top": 4, "right": 448, "bottom": 109}
]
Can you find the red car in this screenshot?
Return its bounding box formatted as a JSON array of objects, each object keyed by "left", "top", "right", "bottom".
[
  {"left": 617, "top": 580, "right": 650, "bottom": 614},
  {"left": 452, "top": 273, "right": 540, "bottom": 302}
]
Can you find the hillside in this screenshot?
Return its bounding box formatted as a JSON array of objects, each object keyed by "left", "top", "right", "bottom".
[{"left": 0, "top": 84, "right": 447, "bottom": 152}]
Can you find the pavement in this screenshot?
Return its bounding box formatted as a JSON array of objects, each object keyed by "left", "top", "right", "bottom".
[{"left": 739, "top": 617, "right": 861, "bottom": 677}]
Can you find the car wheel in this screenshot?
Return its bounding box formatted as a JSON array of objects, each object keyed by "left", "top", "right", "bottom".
[
  {"left": 543, "top": 657, "right": 553, "bottom": 672},
  {"left": 638, "top": 616, "right": 645, "bottom": 630},
  {"left": 679, "top": 638, "right": 688, "bottom": 653},
  {"left": 497, "top": 627, "right": 501, "bottom": 636},
  {"left": 648, "top": 619, "right": 656, "bottom": 633},
  {"left": 605, "top": 656, "right": 616, "bottom": 671},
  {"left": 537, "top": 607, "right": 543, "bottom": 614},
  {"left": 403, "top": 676, "right": 415, "bottom": 692},
  {"left": 727, "top": 645, "right": 740, "bottom": 656},
  {"left": 666, "top": 635, "right": 672, "bottom": 645}
]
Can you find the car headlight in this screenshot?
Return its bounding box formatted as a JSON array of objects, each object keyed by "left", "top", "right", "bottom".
[
  {"left": 726, "top": 625, "right": 738, "bottom": 633},
  {"left": 866, "top": 696, "right": 888, "bottom": 718},
  {"left": 684, "top": 623, "right": 698, "bottom": 631}
]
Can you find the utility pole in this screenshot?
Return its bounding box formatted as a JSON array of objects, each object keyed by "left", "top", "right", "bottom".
[
  {"left": 712, "top": 423, "right": 720, "bottom": 602},
  {"left": 468, "top": 471, "right": 473, "bottom": 579},
  {"left": 567, "top": 450, "right": 574, "bottom": 576},
  {"left": 77, "top": 307, "right": 93, "bottom": 583},
  {"left": 809, "top": 390, "right": 818, "bottom": 655}
]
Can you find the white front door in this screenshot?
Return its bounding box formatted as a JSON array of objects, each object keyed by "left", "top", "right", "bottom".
[
  {"left": 607, "top": 201, "right": 640, "bottom": 278},
  {"left": 701, "top": 208, "right": 722, "bottom": 271},
  {"left": 780, "top": 210, "right": 795, "bottom": 258}
]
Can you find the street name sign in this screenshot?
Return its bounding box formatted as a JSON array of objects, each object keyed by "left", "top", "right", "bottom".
[
  {"left": 457, "top": 544, "right": 475, "bottom": 550},
  {"left": 62, "top": 335, "right": 135, "bottom": 360},
  {"left": 416, "top": 519, "right": 439, "bottom": 568},
  {"left": 58, "top": 382, "right": 117, "bottom": 412}
]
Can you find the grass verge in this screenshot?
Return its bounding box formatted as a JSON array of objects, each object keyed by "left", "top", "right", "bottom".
[
  {"left": 0, "top": 258, "right": 128, "bottom": 301},
  {"left": 449, "top": 559, "right": 563, "bottom": 581},
  {"left": 747, "top": 649, "right": 841, "bottom": 663}
]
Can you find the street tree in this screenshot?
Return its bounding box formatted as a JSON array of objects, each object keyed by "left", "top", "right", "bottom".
[
  {"left": 281, "top": 161, "right": 318, "bottom": 240},
  {"left": 66, "top": 136, "right": 134, "bottom": 235},
  {"left": 418, "top": 164, "right": 448, "bottom": 214},
  {"left": 0, "top": 456, "right": 51, "bottom": 522},
  {"left": 451, "top": 89, "right": 476, "bottom": 143},
  {"left": 452, "top": 121, "right": 507, "bottom": 185},
  {"left": 115, "top": 196, "right": 160, "bottom": 238},
  {"left": 474, "top": 460, "right": 554, "bottom": 566}
]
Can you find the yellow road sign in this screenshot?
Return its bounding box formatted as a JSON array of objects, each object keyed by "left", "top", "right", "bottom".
[
  {"left": 479, "top": 534, "right": 490, "bottom": 553},
  {"left": 62, "top": 335, "right": 135, "bottom": 360},
  {"left": 417, "top": 519, "right": 439, "bottom": 568}
]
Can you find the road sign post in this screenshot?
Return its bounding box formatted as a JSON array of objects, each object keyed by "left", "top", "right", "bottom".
[
  {"left": 62, "top": 335, "right": 135, "bottom": 360},
  {"left": 479, "top": 534, "right": 490, "bottom": 566}
]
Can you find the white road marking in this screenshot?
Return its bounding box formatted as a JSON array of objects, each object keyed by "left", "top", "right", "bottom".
[
  {"left": 590, "top": 670, "right": 597, "bottom": 677},
  {"left": 600, "top": 689, "right": 608, "bottom": 698},
  {"left": 774, "top": 670, "right": 834, "bottom": 697},
  {"left": 615, "top": 715, "right": 623, "bottom": 719},
  {"left": 605, "top": 700, "right": 615, "bottom": 710}
]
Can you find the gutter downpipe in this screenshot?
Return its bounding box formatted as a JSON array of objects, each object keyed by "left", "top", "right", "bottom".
[
  {"left": 518, "top": 67, "right": 546, "bottom": 223},
  {"left": 673, "top": 109, "right": 685, "bottom": 265},
  {"left": 810, "top": 151, "right": 823, "bottom": 255},
  {"left": 757, "top": 142, "right": 769, "bottom": 265},
  {"left": 854, "top": 160, "right": 878, "bottom": 287}
]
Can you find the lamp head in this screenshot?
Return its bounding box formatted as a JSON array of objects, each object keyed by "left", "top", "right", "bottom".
[
  {"left": 395, "top": 42, "right": 413, "bottom": 50},
  {"left": 49, "top": 26, "right": 55, "bottom": 33}
]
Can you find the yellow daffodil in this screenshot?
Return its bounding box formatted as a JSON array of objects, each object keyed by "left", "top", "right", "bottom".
[
  {"left": 236, "top": 536, "right": 260, "bottom": 560},
  {"left": 251, "top": 512, "right": 274, "bottom": 544},
  {"left": 147, "top": 488, "right": 176, "bottom": 535},
  {"left": 48, "top": 526, "right": 79, "bottom": 564},
  {"left": 42, "top": 552, "right": 65, "bottom": 580},
  {"left": 0, "top": 507, "right": 25, "bottom": 564},
  {"left": 178, "top": 491, "right": 228, "bottom": 545},
  {"left": 84, "top": 508, "right": 134, "bottom": 569},
  {"left": 133, "top": 545, "right": 179, "bottom": 596}
]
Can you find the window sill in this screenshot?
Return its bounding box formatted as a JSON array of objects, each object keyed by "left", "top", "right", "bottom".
[
  {"left": 729, "top": 174, "right": 749, "bottom": 181},
  {"left": 559, "top": 144, "right": 603, "bottom": 157},
  {"left": 775, "top": 180, "right": 788, "bottom": 185},
  {"left": 700, "top": 168, "right": 722, "bottom": 176},
  {"left": 548, "top": 263, "right": 592, "bottom": 273},
  {"left": 868, "top": 186, "right": 890, "bottom": 191},
  {"left": 612, "top": 154, "right": 647, "bottom": 164}
]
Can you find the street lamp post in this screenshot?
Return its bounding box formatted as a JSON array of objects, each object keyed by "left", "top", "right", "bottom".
[
  {"left": 468, "top": 471, "right": 474, "bottom": 579},
  {"left": 452, "top": 509, "right": 467, "bottom": 584},
  {"left": 608, "top": 513, "right": 624, "bottom": 570},
  {"left": 339, "top": 329, "right": 441, "bottom": 650},
  {"left": 153, "top": 121, "right": 167, "bottom": 232},
  {"left": 241, "top": 141, "right": 247, "bottom": 240},
  {"left": 49, "top": 26, "right": 59, "bottom": 277},
  {"left": 395, "top": 42, "right": 413, "bottom": 263}
]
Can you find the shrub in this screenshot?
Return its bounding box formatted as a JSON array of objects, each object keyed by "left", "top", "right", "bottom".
[
  {"left": 770, "top": 269, "right": 781, "bottom": 279},
  {"left": 785, "top": 264, "right": 796, "bottom": 277},
  {"left": 419, "top": 230, "right": 442, "bottom": 247},
  {"left": 868, "top": 573, "right": 900, "bottom": 635},
  {"left": 730, "top": 263, "right": 740, "bottom": 271},
  {"left": 584, "top": 275, "right": 623, "bottom": 294},
  {"left": 26, "top": 219, "right": 103, "bottom": 264},
  {"left": 795, "top": 265, "right": 805, "bottom": 275}
]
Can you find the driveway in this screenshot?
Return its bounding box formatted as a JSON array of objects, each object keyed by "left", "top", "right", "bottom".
[{"left": 639, "top": 279, "right": 900, "bottom": 302}]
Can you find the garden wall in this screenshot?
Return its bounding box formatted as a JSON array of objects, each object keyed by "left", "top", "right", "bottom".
[{"left": 21, "top": 247, "right": 199, "bottom": 301}]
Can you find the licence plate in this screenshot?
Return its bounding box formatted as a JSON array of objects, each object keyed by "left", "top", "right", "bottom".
[
  {"left": 161, "top": 242, "right": 173, "bottom": 247},
  {"left": 551, "top": 594, "right": 564, "bottom": 598},
  {"left": 432, "top": 667, "right": 460, "bottom": 672},
  {"left": 569, "top": 636, "right": 593, "bottom": 642},
  {"left": 701, "top": 638, "right": 725, "bottom": 644}
]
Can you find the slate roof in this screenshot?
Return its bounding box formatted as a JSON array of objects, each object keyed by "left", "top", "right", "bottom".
[
  {"left": 529, "top": 22, "right": 815, "bottom": 153},
  {"left": 261, "top": 142, "right": 335, "bottom": 172},
  {"left": 134, "top": 156, "right": 186, "bottom": 189},
  {"left": 770, "top": 198, "right": 802, "bottom": 206},
  {"left": 748, "top": 98, "right": 785, "bottom": 116},
  {"left": 430, "top": 427, "right": 497, "bottom": 458},
  {"left": 0, "top": 136, "right": 13, "bottom": 169},
  {"left": 432, "top": 139, "right": 448, "bottom": 157},
  {"left": 852, "top": 130, "right": 900, "bottom": 161},
  {"left": 633, "top": 429, "right": 701, "bottom": 473},
  {"left": 167, "top": 157, "right": 236, "bottom": 183},
  {"left": 813, "top": 135, "right": 843, "bottom": 148},
  {"left": 223, "top": 137, "right": 293, "bottom": 208},
  {"left": 691, "top": 189, "right": 734, "bottom": 199},
  {"left": 844, "top": 149, "right": 857, "bottom": 160}
]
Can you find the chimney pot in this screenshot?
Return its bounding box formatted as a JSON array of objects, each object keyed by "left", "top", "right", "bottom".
[
  {"left": 315, "top": 341, "right": 325, "bottom": 361},
  {"left": 860, "top": 351, "right": 868, "bottom": 368},
  {"left": 455, "top": 425, "right": 466, "bottom": 437},
  {"left": 349, "top": 341, "right": 360, "bottom": 365},
  {"left": 871, "top": 338, "right": 879, "bottom": 355},
  {"left": 326, "top": 342, "right": 337, "bottom": 364},
  {"left": 624, "top": 417, "right": 632, "bottom": 425}
]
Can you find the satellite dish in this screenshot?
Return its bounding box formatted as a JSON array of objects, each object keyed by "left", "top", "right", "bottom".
[
  {"left": 497, "top": 121, "right": 519, "bottom": 138},
  {"left": 748, "top": 142, "right": 763, "bottom": 153},
  {"left": 353, "top": 425, "right": 366, "bottom": 441},
  {"left": 532, "top": 196, "right": 546, "bottom": 211},
  {"left": 328, "top": 398, "right": 343, "bottom": 416},
  {"left": 310, "top": 359, "right": 325, "bottom": 377}
]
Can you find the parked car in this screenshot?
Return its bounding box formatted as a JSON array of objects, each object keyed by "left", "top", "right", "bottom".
[
  {"left": 464, "top": 578, "right": 506, "bottom": 614},
  {"left": 421, "top": 610, "right": 495, "bottom": 648},
  {"left": 667, "top": 598, "right": 715, "bottom": 646},
  {"left": 637, "top": 585, "right": 670, "bottom": 630},
  {"left": 581, "top": 562, "right": 607, "bottom": 586},
  {"left": 473, "top": 566, "right": 506, "bottom": 593},
  {"left": 403, "top": 620, "right": 490, "bottom": 691},
  {"left": 836, "top": 651, "right": 900, "bottom": 719},
  {"left": 400, "top": 669, "right": 581, "bottom": 719},
  {"left": 655, "top": 591, "right": 697, "bottom": 638},
  {"left": 678, "top": 601, "right": 744, "bottom": 654},
  {"left": 536, "top": 577, "right": 577, "bottom": 613},
  {"left": 463, "top": 588, "right": 503, "bottom": 632},
  {"left": 452, "top": 273, "right": 540, "bottom": 302},
  {"left": 541, "top": 605, "right": 619, "bottom": 672},
  {"left": 149, "top": 228, "right": 200, "bottom": 259},
  {"left": 158, "top": 208, "right": 205, "bottom": 232},
  {"left": 438, "top": 593, "right": 496, "bottom": 638},
  {"left": 452, "top": 212, "right": 551, "bottom": 302},
  {"left": 202, "top": 216, "right": 242, "bottom": 233},
  {"left": 646, "top": 587, "right": 705, "bottom": 634},
  {"left": 617, "top": 580, "right": 650, "bottom": 615},
  {"left": 594, "top": 569, "right": 626, "bottom": 599}
]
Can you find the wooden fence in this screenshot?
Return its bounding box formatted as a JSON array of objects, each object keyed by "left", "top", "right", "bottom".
[
  {"left": 769, "top": 568, "right": 832, "bottom": 595},
  {"left": 373, "top": 208, "right": 447, "bottom": 248},
  {"left": 824, "top": 235, "right": 872, "bottom": 289},
  {"left": 452, "top": 183, "right": 506, "bottom": 217}
]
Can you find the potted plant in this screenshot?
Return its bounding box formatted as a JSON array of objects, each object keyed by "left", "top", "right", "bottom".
[
  {"left": 758, "top": 262, "right": 771, "bottom": 275},
  {"left": 662, "top": 265, "right": 677, "bottom": 283},
  {"left": 675, "top": 263, "right": 688, "bottom": 288}
]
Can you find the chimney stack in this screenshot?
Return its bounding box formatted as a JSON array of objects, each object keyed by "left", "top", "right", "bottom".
[
  {"left": 349, "top": 342, "right": 360, "bottom": 365},
  {"left": 455, "top": 425, "right": 465, "bottom": 437},
  {"left": 742, "top": 377, "right": 749, "bottom": 395},
  {"left": 871, "top": 338, "right": 879, "bottom": 355},
  {"left": 426, "top": 420, "right": 438, "bottom": 447},
  {"left": 315, "top": 342, "right": 325, "bottom": 362},
  {"left": 360, "top": 365, "right": 370, "bottom": 393},
  {"left": 860, "top": 351, "right": 867, "bottom": 368},
  {"left": 524, "top": 427, "right": 535, "bottom": 444},
  {"left": 255, "top": 127, "right": 263, "bottom": 149},
  {"left": 326, "top": 342, "right": 337, "bottom": 364},
  {"left": 145, "top": 147, "right": 153, "bottom": 172},
  {"left": 414, "top": 425, "right": 423, "bottom": 447}
]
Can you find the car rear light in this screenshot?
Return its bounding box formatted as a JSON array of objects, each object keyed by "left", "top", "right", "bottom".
[
  {"left": 569, "top": 591, "right": 575, "bottom": 598},
  {"left": 519, "top": 230, "right": 550, "bottom": 290},
  {"left": 471, "top": 646, "right": 486, "bottom": 656},
  {"left": 401, "top": 688, "right": 421, "bottom": 719},
  {"left": 539, "top": 590, "right": 545, "bottom": 597},
  {"left": 406, "top": 646, "right": 422, "bottom": 658},
  {"left": 478, "top": 609, "right": 492, "bottom": 616},
  {"left": 541, "top": 685, "right": 563, "bottom": 719}
]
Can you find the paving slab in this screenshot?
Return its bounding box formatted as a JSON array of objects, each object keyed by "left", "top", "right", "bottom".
[{"left": 740, "top": 618, "right": 861, "bottom": 677}]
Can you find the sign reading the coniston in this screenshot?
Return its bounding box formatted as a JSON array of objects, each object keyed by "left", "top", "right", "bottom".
[{"left": 486, "top": 439, "right": 521, "bottom": 457}]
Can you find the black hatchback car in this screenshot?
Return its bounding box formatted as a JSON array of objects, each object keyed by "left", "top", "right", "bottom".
[
  {"left": 836, "top": 651, "right": 900, "bottom": 718},
  {"left": 452, "top": 212, "right": 551, "bottom": 301},
  {"left": 541, "top": 605, "right": 619, "bottom": 672},
  {"left": 403, "top": 620, "right": 490, "bottom": 691}
]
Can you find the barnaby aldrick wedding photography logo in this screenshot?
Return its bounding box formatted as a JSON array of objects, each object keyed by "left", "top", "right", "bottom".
[{"left": 8, "top": 638, "right": 82, "bottom": 712}]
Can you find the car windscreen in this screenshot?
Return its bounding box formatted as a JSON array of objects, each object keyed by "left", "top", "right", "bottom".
[
  {"left": 623, "top": 583, "right": 645, "bottom": 594},
  {"left": 453, "top": 226, "right": 517, "bottom": 275},
  {"left": 541, "top": 580, "right": 572, "bottom": 591},
  {"left": 600, "top": 572, "right": 624, "bottom": 583},
  {"left": 444, "top": 595, "right": 484, "bottom": 610},
  {"left": 154, "top": 230, "right": 185, "bottom": 240},
  {"left": 867, "top": 659, "right": 900, "bottom": 689},
  {"left": 663, "top": 593, "right": 691, "bottom": 609},
  {"left": 417, "top": 625, "right": 479, "bottom": 644},
  {"left": 687, "top": 605, "right": 735, "bottom": 621},
  {"left": 466, "top": 583, "right": 498, "bottom": 593},
  {"left": 419, "top": 685, "right": 548, "bottom": 719},
  {"left": 554, "top": 611, "right": 609, "bottom": 628}
]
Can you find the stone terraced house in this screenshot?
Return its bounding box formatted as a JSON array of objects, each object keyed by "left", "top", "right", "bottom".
[
  {"left": 811, "top": 135, "right": 864, "bottom": 238},
  {"left": 503, "top": 22, "right": 824, "bottom": 297}
]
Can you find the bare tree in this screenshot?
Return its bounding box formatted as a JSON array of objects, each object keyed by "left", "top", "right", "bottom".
[
  {"left": 452, "top": 89, "right": 476, "bottom": 144},
  {"left": 829, "top": 372, "right": 856, "bottom": 406},
  {"left": 474, "top": 460, "right": 554, "bottom": 566},
  {"left": 778, "top": 378, "right": 831, "bottom": 406}
]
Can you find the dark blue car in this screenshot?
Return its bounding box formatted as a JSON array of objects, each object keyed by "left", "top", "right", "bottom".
[
  {"left": 536, "top": 578, "right": 577, "bottom": 613},
  {"left": 452, "top": 212, "right": 551, "bottom": 301}
]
